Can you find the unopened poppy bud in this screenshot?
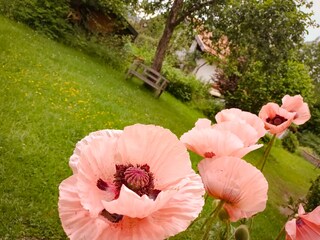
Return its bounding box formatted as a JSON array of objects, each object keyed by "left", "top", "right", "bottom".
[
  {"left": 235, "top": 225, "right": 250, "bottom": 240},
  {"left": 218, "top": 207, "right": 230, "bottom": 222},
  {"left": 212, "top": 199, "right": 220, "bottom": 209}
]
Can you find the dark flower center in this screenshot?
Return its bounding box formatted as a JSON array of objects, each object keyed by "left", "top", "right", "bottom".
[
  {"left": 266, "top": 114, "right": 287, "bottom": 126},
  {"left": 113, "top": 163, "right": 160, "bottom": 199},
  {"left": 97, "top": 178, "right": 109, "bottom": 191},
  {"left": 204, "top": 152, "right": 216, "bottom": 158},
  {"left": 296, "top": 218, "right": 305, "bottom": 228},
  {"left": 100, "top": 209, "right": 123, "bottom": 223},
  {"left": 96, "top": 164, "right": 160, "bottom": 223}
]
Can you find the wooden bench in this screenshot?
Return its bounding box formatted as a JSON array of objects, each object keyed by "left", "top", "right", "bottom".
[{"left": 126, "top": 60, "right": 169, "bottom": 97}]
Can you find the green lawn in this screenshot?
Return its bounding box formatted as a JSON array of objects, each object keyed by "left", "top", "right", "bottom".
[{"left": 0, "top": 16, "right": 319, "bottom": 240}]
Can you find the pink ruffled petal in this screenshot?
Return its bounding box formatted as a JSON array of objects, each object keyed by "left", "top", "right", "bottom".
[
  {"left": 58, "top": 175, "right": 108, "bottom": 240},
  {"left": 180, "top": 128, "right": 244, "bottom": 158},
  {"left": 281, "top": 95, "right": 304, "bottom": 112},
  {"left": 213, "top": 121, "right": 260, "bottom": 146},
  {"left": 296, "top": 221, "right": 320, "bottom": 240},
  {"left": 215, "top": 108, "right": 242, "bottom": 122},
  {"left": 116, "top": 124, "right": 192, "bottom": 189},
  {"left": 285, "top": 219, "right": 297, "bottom": 240},
  {"left": 69, "top": 129, "right": 122, "bottom": 173},
  {"left": 231, "top": 144, "right": 263, "bottom": 158},
  {"left": 102, "top": 185, "right": 176, "bottom": 219},
  {"left": 238, "top": 111, "right": 267, "bottom": 139},
  {"left": 215, "top": 108, "right": 266, "bottom": 138},
  {"left": 198, "top": 157, "right": 268, "bottom": 222},
  {"left": 194, "top": 118, "right": 212, "bottom": 129},
  {"left": 76, "top": 136, "right": 118, "bottom": 216},
  {"left": 281, "top": 95, "right": 311, "bottom": 125},
  {"left": 99, "top": 173, "right": 205, "bottom": 240},
  {"left": 302, "top": 206, "right": 320, "bottom": 223},
  {"left": 298, "top": 204, "right": 306, "bottom": 215},
  {"left": 99, "top": 216, "right": 167, "bottom": 240},
  {"left": 150, "top": 173, "right": 205, "bottom": 235},
  {"left": 293, "top": 103, "right": 311, "bottom": 125},
  {"left": 259, "top": 102, "right": 279, "bottom": 120}
]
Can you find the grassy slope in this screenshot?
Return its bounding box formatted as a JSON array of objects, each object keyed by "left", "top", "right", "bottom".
[
  {"left": 0, "top": 16, "right": 203, "bottom": 239},
  {"left": 0, "top": 16, "right": 319, "bottom": 239}
]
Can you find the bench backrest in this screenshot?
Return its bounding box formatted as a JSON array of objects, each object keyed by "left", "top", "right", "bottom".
[{"left": 137, "top": 63, "right": 169, "bottom": 89}]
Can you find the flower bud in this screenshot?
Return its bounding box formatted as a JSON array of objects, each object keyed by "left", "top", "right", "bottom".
[
  {"left": 212, "top": 199, "right": 220, "bottom": 209},
  {"left": 235, "top": 225, "right": 250, "bottom": 240},
  {"left": 218, "top": 207, "right": 230, "bottom": 222}
]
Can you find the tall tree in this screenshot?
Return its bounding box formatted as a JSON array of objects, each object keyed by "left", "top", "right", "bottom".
[
  {"left": 210, "top": 0, "right": 315, "bottom": 113},
  {"left": 299, "top": 39, "right": 320, "bottom": 83},
  {"left": 141, "top": 0, "right": 313, "bottom": 73},
  {"left": 141, "top": 0, "right": 219, "bottom": 72}
]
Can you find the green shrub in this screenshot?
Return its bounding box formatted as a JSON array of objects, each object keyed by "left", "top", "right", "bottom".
[
  {"left": 190, "top": 96, "right": 224, "bottom": 120},
  {"left": 298, "top": 131, "right": 320, "bottom": 157},
  {"left": 282, "top": 131, "right": 299, "bottom": 153},
  {"left": 260, "top": 133, "right": 282, "bottom": 147},
  {"left": 219, "top": 60, "right": 315, "bottom": 114},
  {"left": 162, "top": 66, "right": 194, "bottom": 102},
  {"left": 305, "top": 175, "right": 320, "bottom": 212},
  {"left": 167, "top": 80, "right": 193, "bottom": 102},
  {"left": 0, "top": 0, "right": 133, "bottom": 69},
  {"left": 66, "top": 33, "right": 132, "bottom": 70},
  {"left": 0, "top": 0, "right": 72, "bottom": 39}
]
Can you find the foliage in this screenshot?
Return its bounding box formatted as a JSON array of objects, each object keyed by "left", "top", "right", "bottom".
[
  {"left": 303, "top": 101, "right": 320, "bottom": 135},
  {"left": 299, "top": 40, "right": 320, "bottom": 83},
  {"left": 66, "top": 33, "right": 132, "bottom": 70},
  {"left": 282, "top": 131, "right": 299, "bottom": 153},
  {"left": 219, "top": 59, "right": 315, "bottom": 114},
  {"left": 134, "top": 14, "right": 166, "bottom": 40},
  {"left": 305, "top": 175, "right": 320, "bottom": 212},
  {"left": 129, "top": 35, "right": 157, "bottom": 64},
  {"left": 138, "top": 0, "right": 314, "bottom": 73},
  {"left": 0, "top": 0, "right": 72, "bottom": 39},
  {"left": 139, "top": 0, "right": 223, "bottom": 71},
  {"left": 0, "top": 0, "right": 137, "bottom": 69},
  {"left": 210, "top": 0, "right": 315, "bottom": 113},
  {"left": 192, "top": 97, "right": 224, "bottom": 120},
  {"left": 162, "top": 66, "right": 196, "bottom": 102},
  {"left": 86, "top": 0, "right": 139, "bottom": 16},
  {"left": 298, "top": 131, "right": 320, "bottom": 157},
  {"left": 298, "top": 40, "right": 320, "bottom": 135},
  {"left": 211, "top": 0, "right": 312, "bottom": 70}
]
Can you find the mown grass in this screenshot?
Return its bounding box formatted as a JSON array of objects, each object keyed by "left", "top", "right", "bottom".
[{"left": 0, "top": 16, "right": 319, "bottom": 240}]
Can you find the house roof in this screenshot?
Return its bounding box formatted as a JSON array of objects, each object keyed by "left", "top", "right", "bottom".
[
  {"left": 69, "top": 0, "right": 138, "bottom": 39},
  {"left": 195, "top": 32, "right": 230, "bottom": 59}
]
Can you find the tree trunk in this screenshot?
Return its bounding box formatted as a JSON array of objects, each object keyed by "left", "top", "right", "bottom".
[{"left": 151, "top": 0, "right": 184, "bottom": 72}]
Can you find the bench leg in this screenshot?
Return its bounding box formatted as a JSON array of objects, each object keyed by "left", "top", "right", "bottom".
[
  {"left": 125, "top": 70, "right": 133, "bottom": 80},
  {"left": 155, "top": 89, "right": 163, "bottom": 98}
]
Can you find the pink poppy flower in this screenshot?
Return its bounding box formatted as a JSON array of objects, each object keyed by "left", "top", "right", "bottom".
[
  {"left": 281, "top": 95, "right": 311, "bottom": 125},
  {"left": 198, "top": 156, "right": 268, "bottom": 222},
  {"left": 59, "top": 124, "right": 205, "bottom": 240},
  {"left": 259, "top": 103, "right": 296, "bottom": 135},
  {"left": 285, "top": 204, "right": 320, "bottom": 240},
  {"left": 212, "top": 121, "right": 263, "bottom": 148},
  {"left": 215, "top": 108, "right": 266, "bottom": 139},
  {"left": 180, "top": 119, "right": 260, "bottom": 159}
]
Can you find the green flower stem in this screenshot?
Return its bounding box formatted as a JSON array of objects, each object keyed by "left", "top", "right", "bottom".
[
  {"left": 226, "top": 220, "right": 230, "bottom": 240},
  {"left": 274, "top": 223, "right": 286, "bottom": 240},
  {"left": 188, "top": 193, "right": 209, "bottom": 230},
  {"left": 259, "top": 134, "right": 276, "bottom": 172},
  {"left": 202, "top": 200, "right": 225, "bottom": 240}
]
